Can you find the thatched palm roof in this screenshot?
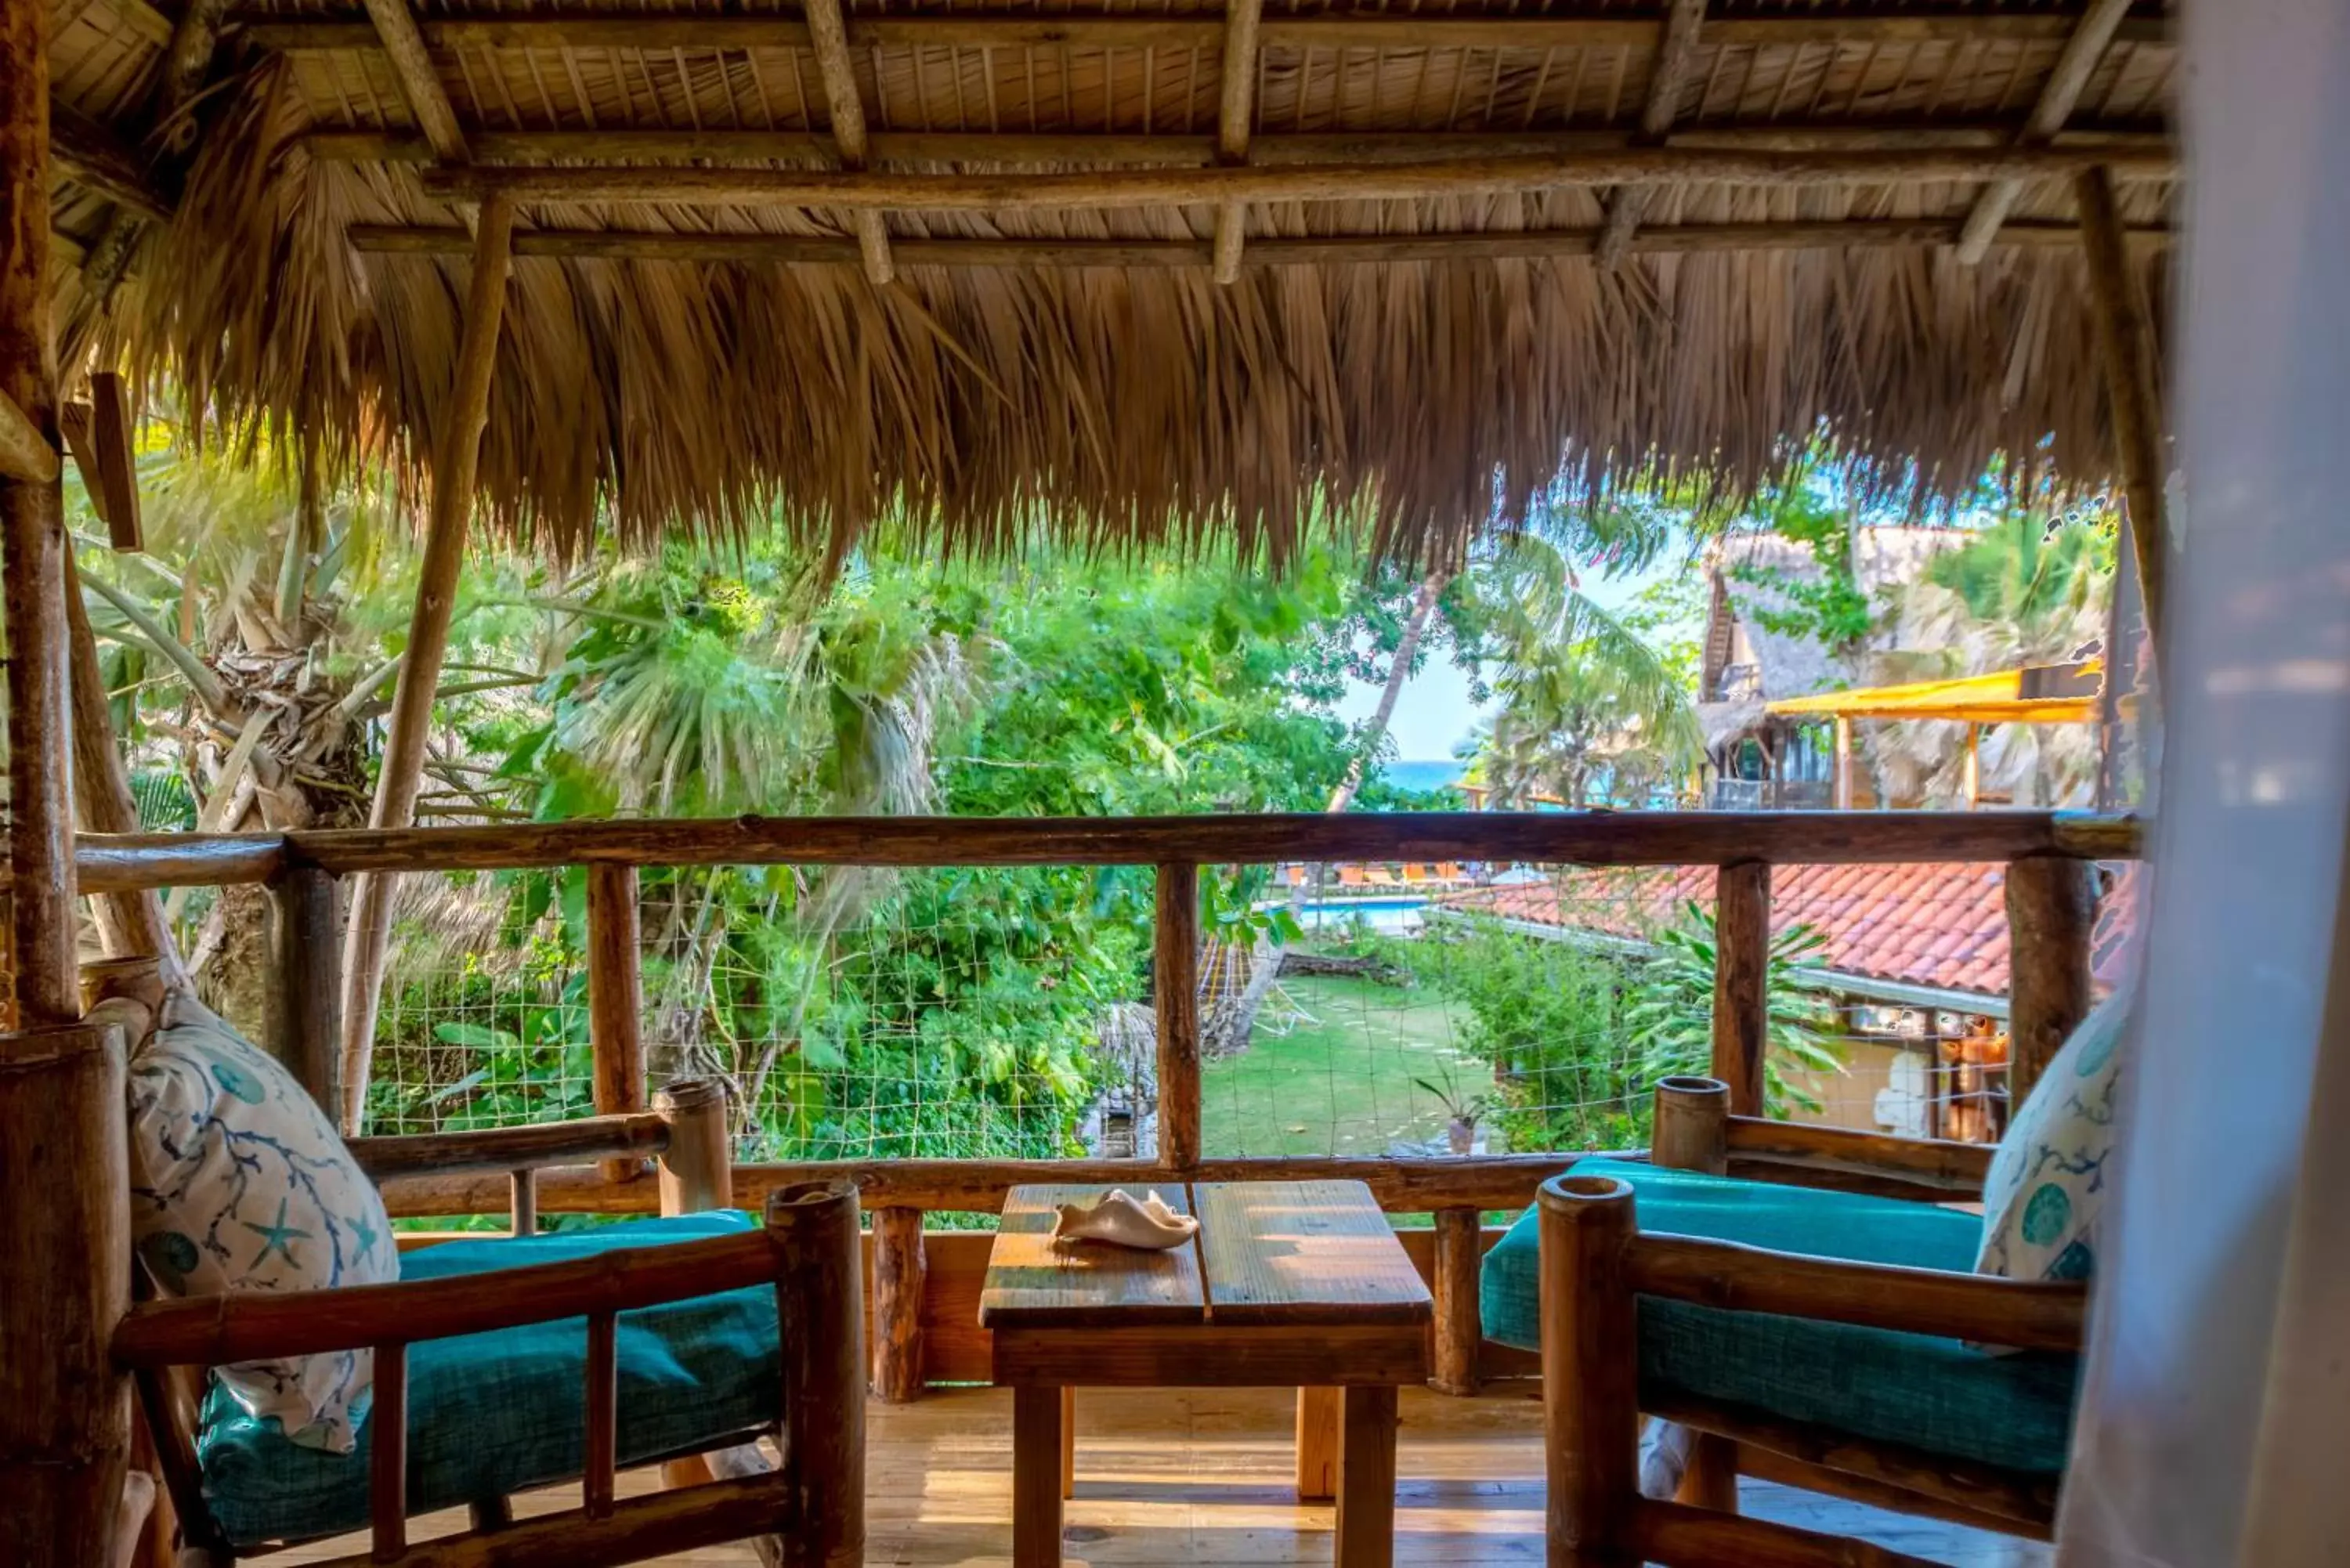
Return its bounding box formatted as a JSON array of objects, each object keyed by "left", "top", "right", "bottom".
[{"left": 48, "top": 0, "right": 2176, "bottom": 562}]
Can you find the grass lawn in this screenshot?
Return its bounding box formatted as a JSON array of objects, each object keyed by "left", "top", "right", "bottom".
[{"left": 1201, "top": 971, "right": 1495, "bottom": 1158}]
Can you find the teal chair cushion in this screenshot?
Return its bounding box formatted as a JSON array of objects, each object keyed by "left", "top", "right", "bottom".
[
  {"left": 197, "top": 1210, "right": 779, "bottom": 1548},
  {"left": 1480, "top": 1159, "right": 2080, "bottom": 1477}
]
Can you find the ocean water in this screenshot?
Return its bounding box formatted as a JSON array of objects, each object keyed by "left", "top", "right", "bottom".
[{"left": 1379, "top": 759, "right": 1467, "bottom": 795}]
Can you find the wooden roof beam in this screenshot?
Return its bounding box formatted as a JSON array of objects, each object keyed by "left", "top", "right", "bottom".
[
  {"left": 359, "top": 0, "right": 468, "bottom": 161},
  {"left": 49, "top": 103, "right": 171, "bottom": 222},
  {"left": 1954, "top": 0, "right": 2135, "bottom": 262},
  {"left": 1211, "top": 0, "right": 1264, "bottom": 284},
  {"left": 348, "top": 216, "right": 2176, "bottom": 269},
  {"left": 0, "top": 387, "right": 61, "bottom": 485},
  {"left": 1595, "top": 0, "right": 1705, "bottom": 267},
  {"left": 417, "top": 144, "right": 2176, "bottom": 212},
  {"left": 800, "top": 0, "right": 891, "bottom": 286}
]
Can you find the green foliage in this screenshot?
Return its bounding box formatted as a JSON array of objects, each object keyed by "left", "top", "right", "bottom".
[
  {"left": 1622, "top": 902, "right": 1846, "bottom": 1118},
  {"left": 1727, "top": 474, "right": 1878, "bottom": 657}
]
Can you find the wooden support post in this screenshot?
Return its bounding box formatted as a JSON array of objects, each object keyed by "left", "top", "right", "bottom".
[
  {"left": 1430, "top": 1206, "right": 1483, "bottom": 1396},
  {"left": 656, "top": 1077, "right": 734, "bottom": 1216},
  {"left": 1650, "top": 1076, "right": 1730, "bottom": 1175},
  {"left": 2077, "top": 161, "right": 2169, "bottom": 648},
  {"left": 0, "top": 1024, "right": 134, "bottom": 1565},
  {"left": 1710, "top": 862, "right": 1770, "bottom": 1118},
  {"left": 2004, "top": 854, "right": 2096, "bottom": 1107},
  {"left": 1954, "top": 0, "right": 2134, "bottom": 262},
  {"left": 1210, "top": 0, "right": 1265, "bottom": 282},
  {"left": 508, "top": 1168, "right": 537, "bottom": 1237},
  {"left": 1594, "top": 0, "right": 1705, "bottom": 266},
  {"left": 801, "top": 0, "right": 894, "bottom": 285},
  {"left": 336, "top": 192, "right": 514, "bottom": 1131},
  {"left": 768, "top": 1180, "right": 866, "bottom": 1568},
  {"left": 872, "top": 1205, "right": 927, "bottom": 1403},
  {"left": 1011, "top": 1384, "right": 1063, "bottom": 1568},
  {"left": 0, "top": 385, "right": 57, "bottom": 483},
  {"left": 1676, "top": 1433, "right": 1741, "bottom": 1515},
  {"left": 2, "top": 0, "right": 79, "bottom": 1029},
  {"left": 1296, "top": 1386, "right": 1342, "bottom": 1502},
  {"left": 267, "top": 865, "right": 341, "bottom": 1111},
  {"left": 1538, "top": 1174, "right": 1639, "bottom": 1567},
  {"left": 584, "top": 1311, "right": 619, "bottom": 1519},
  {"left": 1831, "top": 717, "right": 1854, "bottom": 810},
  {"left": 1155, "top": 861, "right": 1202, "bottom": 1169},
  {"left": 370, "top": 1341, "right": 408, "bottom": 1560},
  {"left": 1336, "top": 1384, "right": 1400, "bottom": 1568},
  {"left": 587, "top": 863, "right": 648, "bottom": 1183}
]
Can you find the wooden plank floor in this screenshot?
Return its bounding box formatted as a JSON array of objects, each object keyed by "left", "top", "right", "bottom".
[{"left": 282, "top": 1385, "right": 2051, "bottom": 1566}]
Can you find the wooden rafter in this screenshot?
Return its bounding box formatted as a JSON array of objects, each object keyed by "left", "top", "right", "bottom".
[
  {"left": 50, "top": 104, "right": 171, "bottom": 222},
  {"left": 800, "top": 0, "right": 892, "bottom": 287},
  {"left": 1594, "top": 0, "right": 1704, "bottom": 267},
  {"left": 1210, "top": 0, "right": 1264, "bottom": 284},
  {"left": 1954, "top": 0, "right": 2135, "bottom": 262},
  {"left": 347, "top": 215, "right": 2175, "bottom": 269},
  {"left": 0, "top": 388, "right": 58, "bottom": 486},
  {"left": 418, "top": 144, "right": 2174, "bottom": 211},
  {"left": 358, "top": 0, "right": 468, "bottom": 161}
]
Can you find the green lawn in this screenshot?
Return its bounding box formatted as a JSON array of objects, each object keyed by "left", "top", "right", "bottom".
[{"left": 1200, "top": 971, "right": 1495, "bottom": 1158}]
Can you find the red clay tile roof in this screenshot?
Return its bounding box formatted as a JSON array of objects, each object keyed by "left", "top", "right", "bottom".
[{"left": 1445, "top": 861, "right": 2137, "bottom": 1001}]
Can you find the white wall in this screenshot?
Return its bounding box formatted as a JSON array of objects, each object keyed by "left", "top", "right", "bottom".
[{"left": 2056, "top": 4, "right": 2350, "bottom": 1563}]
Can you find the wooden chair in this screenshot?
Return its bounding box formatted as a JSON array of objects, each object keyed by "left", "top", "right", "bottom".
[
  {"left": 1489, "top": 1077, "right": 2087, "bottom": 1566},
  {"left": 115, "top": 1078, "right": 867, "bottom": 1568}
]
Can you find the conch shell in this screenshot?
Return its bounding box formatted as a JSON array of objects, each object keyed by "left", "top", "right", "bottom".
[{"left": 1051, "top": 1189, "right": 1201, "bottom": 1250}]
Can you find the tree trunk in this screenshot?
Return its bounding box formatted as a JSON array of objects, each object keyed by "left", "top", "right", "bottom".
[{"left": 1326, "top": 570, "right": 1448, "bottom": 814}]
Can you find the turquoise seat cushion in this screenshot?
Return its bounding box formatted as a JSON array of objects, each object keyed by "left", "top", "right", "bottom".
[
  {"left": 1480, "top": 1159, "right": 2080, "bottom": 1477},
  {"left": 197, "top": 1211, "right": 779, "bottom": 1548}
]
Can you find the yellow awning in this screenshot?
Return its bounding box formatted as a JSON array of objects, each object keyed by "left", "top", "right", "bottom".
[{"left": 1765, "top": 662, "right": 2106, "bottom": 724}]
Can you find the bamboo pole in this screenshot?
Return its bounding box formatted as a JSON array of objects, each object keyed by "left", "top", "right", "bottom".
[
  {"left": 336, "top": 192, "right": 515, "bottom": 1132},
  {"left": 768, "top": 1181, "right": 866, "bottom": 1568},
  {"left": 2077, "top": 161, "right": 2170, "bottom": 649},
  {"left": 1430, "top": 1206, "right": 1483, "bottom": 1396},
  {"left": 587, "top": 864, "right": 648, "bottom": 1183},
  {"left": 1593, "top": 0, "right": 1704, "bottom": 266},
  {"left": 871, "top": 1206, "right": 927, "bottom": 1403},
  {"left": 1710, "top": 862, "right": 1770, "bottom": 1118},
  {"left": 267, "top": 865, "right": 342, "bottom": 1110},
  {"left": 508, "top": 1168, "right": 537, "bottom": 1236},
  {"left": 359, "top": 0, "right": 468, "bottom": 160},
  {"left": 1210, "top": 0, "right": 1264, "bottom": 283},
  {"left": 371, "top": 1341, "right": 409, "bottom": 1559},
  {"left": 2004, "top": 854, "right": 2096, "bottom": 1107},
  {"left": 1538, "top": 1175, "right": 1639, "bottom": 1566},
  {"left": 656, "top": 1078, "right": 734, "bottom": 1215},
  {"left": 1155, "top": 862, "right": 1202, "bottom": 1169},
  {"left": 1954, "top": 0, "right": 2135, "bottom": 262},
  {"left": 801, "top": 0, "right": 894, "bottom": 285},
  {"left": 1650, "top": 1076, "right": 1729, "bottom": 1176},
  {"left": 1, "top": 0, "right": 79, "bottom": 1029}
]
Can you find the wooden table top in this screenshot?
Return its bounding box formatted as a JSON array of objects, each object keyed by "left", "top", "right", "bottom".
[{"left": 978, "top": 1179, "right": 1432, "bottom": 1331}]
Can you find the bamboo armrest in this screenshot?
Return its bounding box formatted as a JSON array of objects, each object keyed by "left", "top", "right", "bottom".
[
  {"left": 1622, "top": 1231, "right": 2084, "bottom": 1353},
  {"left": 347, "top": 1110, "right": 671, "bottom": 1180},
  {"left": 1722, "top": 1115, "right": 1992, "bottom": 1202},
  {"left": 113, "top": 1225, "right": 777, "bottom": 1368}
]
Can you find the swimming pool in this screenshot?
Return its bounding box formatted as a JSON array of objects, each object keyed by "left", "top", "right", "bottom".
[{"left": 1286, "top": 896, "right": 1430, "bottom": 934}]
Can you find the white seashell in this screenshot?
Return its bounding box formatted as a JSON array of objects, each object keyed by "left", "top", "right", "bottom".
[{"left": 1051, "top": 1188, "right": 1201, "bottom": 1250}]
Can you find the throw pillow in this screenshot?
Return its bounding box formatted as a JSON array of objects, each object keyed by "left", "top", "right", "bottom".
[
  {"left": 127, "top": 988, "right": 399, "bottom": 1454},
  {"left": 1975, "top": 992, "right": 2129, "bottom": 1284}
]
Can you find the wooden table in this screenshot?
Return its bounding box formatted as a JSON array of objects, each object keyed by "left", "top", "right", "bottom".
[{"left": 978, "top": 1180, "right": 1433, "bottom": 1568}]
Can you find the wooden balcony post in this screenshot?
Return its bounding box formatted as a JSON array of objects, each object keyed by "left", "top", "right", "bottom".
[
  {"left": 267, "top": 865, "right": 342, "bottom": 1112},
  {"left": 1538, "top": 1174, "right": 1639, "bottom": 1567},
  {"left": 588, "top": 863, "right": 648, "bottom": 1182},
  {"left": 768, "top": 1180, "right": 866, "bottom": 1567},
  {"left": 2005, "top": 854, "right": 2097, "bottom": 1106},
  {"left": 369, "top": 1342, "right": 408, "bottom": 1560},
  {"left": 1650, "top": 1076, "right": 1730, "bottom": 1175},
  {"left": 1711, "top": 862, "right": 1771, "bottom": 1117},
  {"left": 872, "top": 1205, "right": 927, "bottom": 1403},
  {"left": 1155, "top": 861, "right": 1202, "bottom": 1169},
  {"left": 656, "top": 1077, "right": 734, "bottom": 1216},
  {"left": 1431, "top": 1206, "right": 1483, "bottom": 1396},
  {"left": 2077, "top": 161, "right": 2168, "bottom": 648}
]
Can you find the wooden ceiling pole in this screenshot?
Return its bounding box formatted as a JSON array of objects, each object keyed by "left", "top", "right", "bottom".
[
  {"left": 1954, "top": 0, "right": 2134, "bottom": 262},
  {"left": 802, "top": 0, "right": 895, "bottom": 287},
  {"left": 335, "top": 194, "right": 515, "bottom": 1131},
  {"left": 1595, "top": 0, "right": 1705, "bottom": 268},
  {"left": 1211, "top": 0, "right": 1264, "bottom": 284},
  {"left": 2075, "top": 163, "right": 2167, "bottom": 649},
  {"left": 358, "top": 0, "right": 469, "bottom": 161}
]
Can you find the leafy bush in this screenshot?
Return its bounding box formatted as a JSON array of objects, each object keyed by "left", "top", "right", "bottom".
[{"left": 1623, "top": 902, "right": 1845, "bottom": 1117}]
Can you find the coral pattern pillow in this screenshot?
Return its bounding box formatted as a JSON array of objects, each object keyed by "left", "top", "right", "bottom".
[
  {"left": 128, "top": 990, "right": 398, "bottom": 1453},
  {"left": 1975, "top": 993, "right": 2129, "bottom": 1284}
]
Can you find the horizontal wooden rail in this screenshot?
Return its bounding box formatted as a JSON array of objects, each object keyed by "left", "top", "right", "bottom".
[
  {"left": 1622, "top": 1233, "right": 2086, "bottom": 1353},
  {"left": 238, "top": 9, "right": 2177, "bottom": 56},
  {"left": 74, "top": 810, "right": 2142, "bottom": 891},
  {"left": 314, "top": 1471, "right": 790, "bottom": 1568},
  {"left": 1721, "top": 1115, "right": 1993, "bottom": 1198},
  {"left": 347, "top": 1111, "right": 670, "bottom": 1180},
  {"left": 113, "top": 1227, "right": 778, "bottom": 1367},
  {"left": 1629, "top": 1496, "right": 1947, "bottom": 1568}
]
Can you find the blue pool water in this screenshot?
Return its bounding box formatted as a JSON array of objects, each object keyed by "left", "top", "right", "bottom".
[{"left": 1292, "top": 897, "right": 1430, "bottom": 934}]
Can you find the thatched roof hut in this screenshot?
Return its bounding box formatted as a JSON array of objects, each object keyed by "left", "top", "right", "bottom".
[{"left": 45, "top": 0, "right": 2177, "bottom": 564}]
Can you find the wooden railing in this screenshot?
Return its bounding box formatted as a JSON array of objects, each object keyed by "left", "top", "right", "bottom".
[{"left": 82, "top": 809, "right": 2135, "bottom": 1400}]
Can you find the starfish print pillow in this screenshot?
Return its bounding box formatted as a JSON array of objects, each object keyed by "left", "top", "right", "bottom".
[{"left": 128, "top": 988, "right": 398, "bottom": 1454}]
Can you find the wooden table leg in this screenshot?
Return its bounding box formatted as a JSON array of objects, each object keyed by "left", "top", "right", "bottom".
[
  {"left": 1296, "top": 1386, "right": 1342, "bottom": 1502},
  {"left": 1013, "top": 1383, "right": 1065, "bottom": 1568},
  {"left": 1335, "top": 1385, "right": 1399, "bottom": 1568},
  {"left": 1061, "top": 1386, "right": 1077, "bottom": 1501}
]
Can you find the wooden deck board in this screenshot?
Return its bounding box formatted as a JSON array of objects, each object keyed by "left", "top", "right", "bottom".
[{"left": 276, "top": 1386, "right": 2052, "bottom": 1566}]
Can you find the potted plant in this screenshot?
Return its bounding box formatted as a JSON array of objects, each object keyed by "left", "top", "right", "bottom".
[{"left": 1414, "top": 1067, "right": 1498, "bottom": 1156}]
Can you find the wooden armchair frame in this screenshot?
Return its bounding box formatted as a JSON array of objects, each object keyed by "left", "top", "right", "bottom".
[
  {"left": 113, "top": 1083, "right": 865, "bottom": 1568},
  {"left": 1539, "top": 1077, "right": 2087, "bottom": 1568}
]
